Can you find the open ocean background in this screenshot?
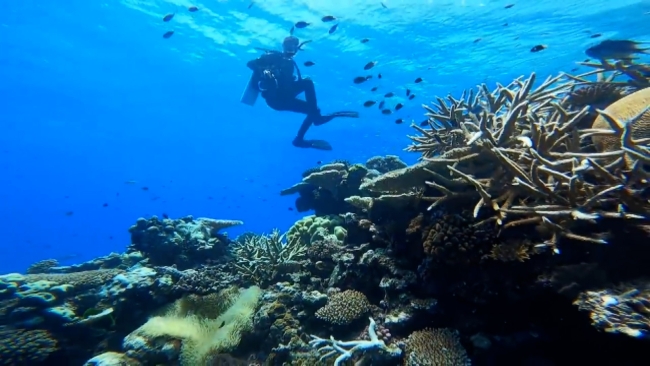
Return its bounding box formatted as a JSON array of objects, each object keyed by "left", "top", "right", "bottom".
[{"left": 0, "top": 0, "right": 648, "bottom": 273}]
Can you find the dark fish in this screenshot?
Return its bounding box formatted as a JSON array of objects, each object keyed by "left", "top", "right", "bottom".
[
  {"left": 162, "top": 213, "right": 169, "bottom": 219},
  {"left": 248, "top": 2, "right": 254, "bottom": 9},
  {"left": 290, "top": 26, "right": 295, "bottom": 35},
  {"left": 590, "top": 33, "right": 602, "bottom": 39},
  {"left": 288, "top": 207, "right": 294, "bottom": 211},
  {"left": 571, "top": 67, "right": 579, "bottom": 72},
  {"left": 316, "top": 160, "right": 322, "bottom": 164},
  {"left": 395, "top": 103, "right": 403, "bottom": 111},
  {"left": 395, "top": 118, "right": 404, "bottom": 124},
  {"left": 378, "top": 73, "right": 382, "bottom": 79},
  {"left": 304, "top": 61, "right": 315, "bottom": 67},
  {"left": 371, "top": 87, "right": 378, "bottom": 91},
  {"left": 584, "top": 58, "right": 590, "bottom": 62},
  {"left": 102, "top": 203, "right": 108, "bottom": 207},
  {"left": 162, "top": 31, "right": 174, "bottom": 39},
  {"left": 163, "top": 13, "right": 174, "bottom": 22},
  {"left": 381, "top": 2, "right": 387, "bottom": 8},
  {"left": 295, "top": 21, "right": 310, "bottom": 28},
  {"left": 361, "top": 38, "right": 370, "bottom": 43},
  {"left": 408, "top": 94, "right": 415, "bottom": 100},
  {"left": 364, "top": 61, "right": 377, "bottom": 70},
  {"left": 381, "top": 109, "right": 392, "bottom": 115},
  {"left": 378, "top": 101, "right": 385, "bottom": 109},
  {"left": 406, "top": 89, "right": 411, "bottom": 96},
  {"left": 414, "top": 77, "right": 423, "bottom": 83},
  {"left": 65, "top": 211, "right": 74, "bottom": 216},
  {"left": 363, "top": 101, "right": 376, "bottom": 107},
  {"left": 473, "top": 38, "right": 481, "bottom": 43},
  {"left": 585, "top": 39, "right": 649, "bottom": 60},
  {"left": 530, "top": 44, "right": 546, "bottom": 53},
  {"left": 505, "top": 4, "right": 514, "bottom": 8},
  {"left": 328, "top": 24, "right": 338, "bottom": 34},
  {"left": 188, "top": 6, "right": 198, "bottom": 12},
  {"left": 353, "top": 76, "right": 367, "bottom": 84},
  {"left": 384, "top": 92, "right": 394, "bottom": 97},
  {"left": 142, "top": 187, "right": 149, "bottom": 191},
  {"left": 503, "top": 23, "right": 508, "bottom": 26},
  {"left": 419, "top": 120, "right": 429, "bottom": 127},
  {"left": 322, "top": 15, "right": 336, "bottom": 22}
]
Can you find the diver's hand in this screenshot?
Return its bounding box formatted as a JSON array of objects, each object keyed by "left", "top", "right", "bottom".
[
  {"left": 306, "top": 139, "right": 332, "bottom": 150},
  {"left": 292, "top": 138, "right": 332, "bottom": 150}
]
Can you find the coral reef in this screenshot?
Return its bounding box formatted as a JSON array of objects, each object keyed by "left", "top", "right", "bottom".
[{"left": 3, "top": 57, "right": 650, "bottom": 366}]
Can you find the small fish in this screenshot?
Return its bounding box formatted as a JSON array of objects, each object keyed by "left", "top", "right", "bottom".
[
  {"left": 381, "top": 109, "right": 392, "bottom": 115},
  {"left": 530, "top": 44, "right": 546, "bottom": 53},
  {"left": 585, "top": 39, "right": 649, "bottom": 60},
  {"left": 304, "top": 61, "right": 315, "bottom": 67},
  {"left": 219, "top": 321, "right": 226, "bottom": 328},
  {"left": 381, "top": 2, "right": 387, "bottom": 8},
  {"left": 408, "top": 94, "right": 415, "bottom": 100},
  {"left": 316, "top": 160, "right": 322, "bottom": 164},
  {"left": 503, "top": 23, "right": 508, "bottom": 26},
  {"left": 590, "top": 33, "right": 602, "bottom": 39},
  {"left": 378, "top": 73, "right": 382, "bottom": 79},
  {"left": 419, "top": 120, "right": 429, "bottom": 127},
  {"left": 353, "top": 76, "right": 367, "bottom": 84},
  {"left": 395, "top": 103, "right": 403, "bottom": 111},
  {"left": 163, "top": 31, "right": 174, "bottom": 39},
  {"left": 288, "top": 207, "right": 294, "bottom": 211},
  {"left": 364, "top": 61, "right": 377, "bottom": 70},
  {"left": 290, "top": 26, "right": 295, "bottom": 35},
  {"left": 395, "top": 118, "right": 404, "bottom": 124},
  {"left": 328, "top": 24, "right": 338, "bottom": 34},
  {"left": 571, "top": 67, "right": 579, "bottom": 72},
  {"left": 378, "top": 101, "right": 385, "bottom": 109},
  {"left": 162, "top": 213, "right": 169, "bottom": 219},
  {"left": 414, "top": 77, "right": 423, "bottom": 83},
  {"left": 505, "top": 4, "right": 514, "bottom": 8},
  {"left": 163, "top": 13, "right": 174, "bottom": 22},
  {"left": 371, "top": 87, "right": 378, "bottom": 92},
  {"left": 188, "top": 6, "right": 198, "bottom": 12},
  {"left": 406, "top": 89, "right": 411, "bottom": 96},
  {"left": 295, "top": 21, "right": 310, "bottom": 28},
  {"left": 361, "top": 38, "right": 370, "bottom": 43},
  {"left": 102, "top": 203, "right": 108, "bottom": 207},
  {"left": 363, "top": 101, "right": 376, "bottom": 107},
  {"left": 384, "top": 92, "right": 394, "bottom": 97},
  {"left": 248, "top": 2, "right": 254, "bottom": 9},
  {"left": 65, "top": 211, "right": 74, "bottom": 216},
  {"left": 584, "top": 58, "right": 590, "bottom": 62},
  {"left": 124, "top": 180, "right": 137, "bottom": 184},
  {"left": 141, "top": 187, "right": 149, "bottom": 191},
  {"left": 322, "top": 15, "right": 336, "bottom": 22},
  {"left": 473, "top": 38, "right": 481, "bottom": 43}
]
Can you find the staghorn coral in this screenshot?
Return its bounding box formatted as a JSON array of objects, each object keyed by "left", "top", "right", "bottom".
[
  {"left": 399, "top": 72, "right": 650, "bottom": 250},
  {"left": 404, "top": 328, "right": 470, "bottom": 366},
  {"left": 573, "top": 280, "right": 650, "bottom": 338},
  {"left": 315, "top": 290, "right": 370, "bottom": 325},
  {"left": 230, "top": 230, "right": 307, "bottom": 285},
  {"left": 0, "top": 326, "right": 58, "bottom": 364},
  {"left": 567, "top": 59, "right": 650, "bottom": 90},
  {"left": 308, "top": 317, "right": 402, "bottom": 366}
]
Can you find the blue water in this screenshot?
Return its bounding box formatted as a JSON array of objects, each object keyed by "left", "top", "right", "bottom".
[{"left": 0, "top": 0, "right": 648, "bottom": 273}]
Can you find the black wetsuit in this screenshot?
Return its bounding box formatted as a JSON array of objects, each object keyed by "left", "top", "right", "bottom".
[{"left": 246, "top": 52, "right": 357, "bottom": 150}]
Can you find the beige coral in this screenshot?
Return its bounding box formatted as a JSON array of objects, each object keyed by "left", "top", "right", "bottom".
[
  {"left": 404, "top": 328, "right": 470, "bottom": 366},
  {"left": 315, "top": 290, "right": 370, "bottom": 325}
]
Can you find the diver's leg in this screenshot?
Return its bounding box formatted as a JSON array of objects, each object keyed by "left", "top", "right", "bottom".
[{"left": 292, "top": 115, "right": 332, "bottom": 150}]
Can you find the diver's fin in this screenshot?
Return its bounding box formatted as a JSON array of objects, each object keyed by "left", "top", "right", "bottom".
[{"left": 240, "top": 72, "right": 261, "bottom": 106}]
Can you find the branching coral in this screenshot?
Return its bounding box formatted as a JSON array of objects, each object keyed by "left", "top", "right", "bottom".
[
  {"left": 403, "top": 71, "right": 650, "bottom": 250},
  {"left": 308, "top": 317, "right": 402, "bottom": 366},
  {"left": 230, "top": 230, "right": 307, "bottom": 285}
]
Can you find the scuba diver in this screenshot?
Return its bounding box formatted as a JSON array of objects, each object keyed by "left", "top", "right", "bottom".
[{"left": 244, "top": 36, "right": 359, "bottom": 150}]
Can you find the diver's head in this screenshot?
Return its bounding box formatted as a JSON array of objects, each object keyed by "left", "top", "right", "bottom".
[{"left": 282, "top": 36, "right": 300, "bottom": 56}]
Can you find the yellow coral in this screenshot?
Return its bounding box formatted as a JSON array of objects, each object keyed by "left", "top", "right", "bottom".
[{"left": 404, "top": 328, "right": 470, "bottom": 366}]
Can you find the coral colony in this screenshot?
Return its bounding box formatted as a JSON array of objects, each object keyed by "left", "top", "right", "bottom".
[{"left": 1, "top": 57, "right": 650, "bottom": 365}]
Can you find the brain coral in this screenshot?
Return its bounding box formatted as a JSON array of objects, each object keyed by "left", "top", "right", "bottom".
[
  {"left": 404, "top": 328, "right": 470, "bottom": 366},
  {"left": 315, "top": 290, "right": 370, "bottom": 325}
]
